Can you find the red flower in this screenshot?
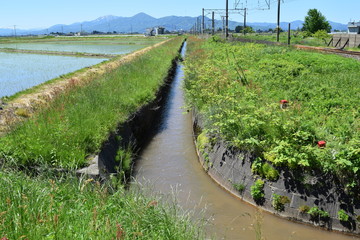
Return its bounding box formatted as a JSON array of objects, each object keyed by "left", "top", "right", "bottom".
[{"left": 318, "top": 141, "right": 326, "bottom": 148}]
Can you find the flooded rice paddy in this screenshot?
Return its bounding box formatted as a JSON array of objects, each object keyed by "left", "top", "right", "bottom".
[
  {"left": 0, "top": 42, "right": 146, "bottom": 55},
  {"left": 0, "top": 52, "right": 107, "bottom": 98},
  {"left": 0, "top": 36, "right": 162, "bottom": 98}
]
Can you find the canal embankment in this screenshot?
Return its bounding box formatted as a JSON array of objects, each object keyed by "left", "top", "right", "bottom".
[{"left": 183, "top": 36, "right": 360, "bottom": 237}]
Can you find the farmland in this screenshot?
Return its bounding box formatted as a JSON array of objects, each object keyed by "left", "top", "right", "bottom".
[
  {"left": 0, "top": 52, "right": 107, "bottom": 98},
  {"left": 0, "top": 36, "right": 165, "bottom": 99}
]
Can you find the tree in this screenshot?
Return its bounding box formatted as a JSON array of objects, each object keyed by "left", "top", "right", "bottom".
[
  {"left": 235, "top": 25, "right": 244, "bottom": 33},
  {"left": 302, "top": 9, "right": 331, "bottom": 33}
]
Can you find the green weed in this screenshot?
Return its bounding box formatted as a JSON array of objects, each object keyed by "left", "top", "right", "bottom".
[
  {"left": 0, "top": 170, "right": 204, "bottom": 239},
  {"left": 272, "top": 194, "right": 290, "bottom": 212},
  {"left": 251, "top": 179, "right": 265, "bottom": 203},
  {"left": 338, "top": 209, "right": 350, "bottom": 222}
]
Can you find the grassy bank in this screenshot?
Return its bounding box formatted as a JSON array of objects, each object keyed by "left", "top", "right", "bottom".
[
  {"left": 0, "top": 170, "right": 204, "bottom": 239},
  {"left": 0, "top": 37, "right": 184, "bottom": 169},
  {"left": 184, "top": 36, "right": 360, "bottom": 193}
]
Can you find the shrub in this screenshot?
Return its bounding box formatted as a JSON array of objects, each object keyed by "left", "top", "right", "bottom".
[
  {"left": 338, "top": 209, "right": 349, "bottom": 222},
  {"left": 251, "top": 179, "right": 265, "bottom": 202},
  {"left": 298, "top": 205, "right": 310, "bottom": 213},
  {"left": 251, "top": 158, "right": 263, "bottom": 174},
  {"left": 308, "top": 207, "right": 329, "bottom": 221},
  {"left": 262, "top": 163, "right": 279, "bottom": 181},
  {"left": 356, "top": 215, "right": 360, "bottom": 222},
  {"left": 251, "top": 159, "right": 279, "bottom": 181},
  {"left": 272, "top": 194, "right": 290, "bottom": 211}
]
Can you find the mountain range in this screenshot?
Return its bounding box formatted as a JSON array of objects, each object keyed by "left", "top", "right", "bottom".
[{"left": 0, "top": 12, "right": 348, "bottom": 36}]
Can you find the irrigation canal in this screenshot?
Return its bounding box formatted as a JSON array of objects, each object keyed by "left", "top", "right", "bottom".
[{"left": 132, "top": 42, "right": 356, "bottom": 240}]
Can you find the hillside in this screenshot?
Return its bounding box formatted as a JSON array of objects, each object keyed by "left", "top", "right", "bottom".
[{"left": 0, "top": 12, "right": 348, "bottom": 36}]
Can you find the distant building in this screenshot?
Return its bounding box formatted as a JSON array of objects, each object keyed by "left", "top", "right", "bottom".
[
  {"left": 348, "top": 22, "right": 360, "bottom": 34},
  {"left": 145, "top": 26, "right": 165, "bottom": 36}
]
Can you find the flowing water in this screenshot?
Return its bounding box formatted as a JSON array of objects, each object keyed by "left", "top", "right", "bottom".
[{"left": 133, "top": 42, "right": 357, "bottom": 240}]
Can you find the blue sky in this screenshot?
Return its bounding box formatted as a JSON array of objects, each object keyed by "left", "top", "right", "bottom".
[{"left": 1, "top": 0, "right": 359, "bottom": 29}]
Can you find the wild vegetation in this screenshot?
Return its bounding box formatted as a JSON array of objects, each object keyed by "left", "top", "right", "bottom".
[
  {"left": 235, "top": 31, "right": 332, "bottom": 47},
  {"left": 0, "top": 169, "right": 204, "bottom": 239},
  {"left": 0, "top": 37, "right": 184, "bottom": 170},
  {"left": 184, "top": 36, "right": 360, "bottom": 195}
]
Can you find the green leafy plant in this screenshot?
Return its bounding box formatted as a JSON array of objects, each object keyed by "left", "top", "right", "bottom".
[
  {"left": 308, "top": 207, "right": 330, "bottom": 221},
  {"left": 262, "top": 163, "right": 279, "bottom": 181},
  {"left": 338, "top": 209, "right": 349, "bottom": 222},
  {"left": 272, "top": 194, "right": 290, "bottom": 212},
  {"left": 251, "top": 159, "right": 279, "bottom": 181},
  {"left": 251, "top": 179, "right": 265, "bottom": 203}
]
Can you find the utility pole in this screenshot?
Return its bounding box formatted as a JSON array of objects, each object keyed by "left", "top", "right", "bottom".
[
  {"left": 80, "top": 24, "right": 83, "bottom": 35},
  {"left": 277, "top": 0, "right": 281, "bottom": 42},
  {"left": 202, "top": 8, "right": 205, "bottom": 34},
  {"left": 13, "top": 25, "right": 17, "bottom": 37},
  {"left": 212, "top": 11, "right": 215, "bottom": 35},
  {"left": 61, "top": 26, "right": 64, "bottom": 35},
  {"left": 243, "top": 8, "right": 247, "bottom": 35},
  {"left": 225, "top": 0, "right": 229, "bottom": 38},
  {"left": 204, "top": 7, "right": 243, "bottom": 37},
  {"left": 288, "top": 23, "right": 291, "bottom": 45}
]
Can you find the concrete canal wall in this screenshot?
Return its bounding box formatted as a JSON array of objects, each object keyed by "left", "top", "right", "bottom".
[{"left": 192, "top": 110, "right": 360, "bottom": 236}]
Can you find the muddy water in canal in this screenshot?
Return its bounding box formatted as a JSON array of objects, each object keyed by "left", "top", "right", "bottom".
[{"left": 133, "top": 42, "right": 357, "bottom": 240}]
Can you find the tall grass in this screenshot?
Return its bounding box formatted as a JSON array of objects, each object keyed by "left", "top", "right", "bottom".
[
  {"left": 0, "top": 170, "right": 204, "bottom": 239},
  {"left": 235, "top": 32, "right": 330, "bottom": 47},
  {"left": 0, "top": 37, "right": 184, "bottom": 169}
]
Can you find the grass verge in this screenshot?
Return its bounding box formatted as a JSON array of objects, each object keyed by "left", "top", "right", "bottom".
[{"left": 0, "top": 169, "right": 204, "bottom": 239}]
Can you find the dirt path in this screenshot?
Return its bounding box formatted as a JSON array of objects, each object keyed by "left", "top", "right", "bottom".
[{"left": 0, "top": 40, "right": 169, "bottom": 135}]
